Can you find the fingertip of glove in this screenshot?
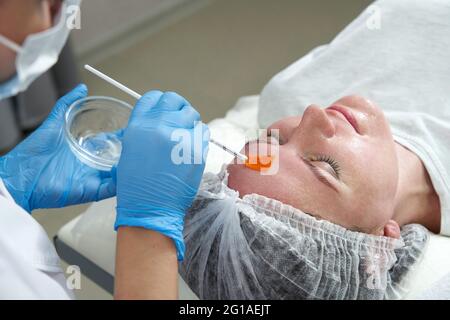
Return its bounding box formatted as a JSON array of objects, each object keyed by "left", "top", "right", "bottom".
[
  {"left": 61, "top": 83, "right": 88, "bottom": 103},
  {"left": 76, "top": 83, "right": 88, "bottom": 95},
  {"left": 138, "top": 90, "right": 163, "bottom": 104},
  {"left": 49, "top": 84, "right": 88, "bottom": 119},
  {"left": 134, "top": 90, "right": 164, "bottom": 114}
]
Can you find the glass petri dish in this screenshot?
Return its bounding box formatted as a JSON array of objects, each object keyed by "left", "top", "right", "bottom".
[{"left": 65, "top": 96, "right": 133, "bottom": 171}]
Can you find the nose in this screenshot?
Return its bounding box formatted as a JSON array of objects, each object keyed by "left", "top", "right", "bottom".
[{"left": 296, "top": 104, "right": 335, "bottom": 139}]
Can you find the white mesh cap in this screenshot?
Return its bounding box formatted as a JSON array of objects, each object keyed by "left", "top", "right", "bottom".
[{"left": 180, "top": 167, "right": 429, "bottom": 300}]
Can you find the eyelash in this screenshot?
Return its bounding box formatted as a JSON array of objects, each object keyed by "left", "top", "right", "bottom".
[
  {"left": 309, "top": 154, "right": 341, "bottom": 179},
  {"left": 262, "top": 132, "right": 341, "bottom": 179}
]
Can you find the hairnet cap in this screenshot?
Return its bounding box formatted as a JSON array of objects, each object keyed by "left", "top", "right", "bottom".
[{"left": 180, "top": 166, "right": 429, "bottom": 300}]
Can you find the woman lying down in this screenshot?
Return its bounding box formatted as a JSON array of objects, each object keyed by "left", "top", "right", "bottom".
[
  {"left": 179, "top": 0, "right": 450, "bottom": 299},
  {"left": 180, "top": 96, "right": 431, "bottom": 300}
]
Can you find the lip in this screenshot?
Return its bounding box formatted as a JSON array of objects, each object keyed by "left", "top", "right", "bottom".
[{"left": 327, "top": 105, "right": 360, "bottom": 134}]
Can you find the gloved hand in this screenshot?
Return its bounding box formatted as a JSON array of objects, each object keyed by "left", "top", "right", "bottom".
[
  {"left": 115, "top": 91, "right": 210, "bottom": 261},
  {"left": 0, "top": 84, "right": 116, "bottom": 212}
]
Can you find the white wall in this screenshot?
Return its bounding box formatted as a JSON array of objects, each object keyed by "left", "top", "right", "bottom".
[{"left": 71, "top": 0, "right": 191, "bottom": 57}]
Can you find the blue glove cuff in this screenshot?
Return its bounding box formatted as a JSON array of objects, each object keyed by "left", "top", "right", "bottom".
[{"left": 115, "top": 208, "right": 186, "bottom": 261}]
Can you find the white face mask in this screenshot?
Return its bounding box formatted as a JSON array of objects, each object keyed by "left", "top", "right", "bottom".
[{"left": 0, "top": 0, "right": 81, "bottom": 100}]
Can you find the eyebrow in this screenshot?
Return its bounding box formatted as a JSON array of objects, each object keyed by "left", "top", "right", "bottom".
[{"left": 301, "top": 158, "right": 339, "bottom": 193}]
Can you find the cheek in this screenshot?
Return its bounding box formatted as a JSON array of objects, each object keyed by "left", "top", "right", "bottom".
[
  {"left": 14, "top": 3, "right": 53, "bottom": 44},
  {"left": 366, "top": 105, "right": 394, "bottom": 142},
  {"left": 341, "top": 133, "right": 397, "bottom": 189},
  {"left": 0, "top": 49, "right": 17, "bottom": 81},
  {"left": 344, "top": 139, "right": 399, "bottom": 227},
  {"left": 27, "top": 13, "right": 53, "bottom": 37},
  {"left": 227, "top": 164, "right": 259, "bottom": 196},
  {"left": 368, "top": 136, "right": 398, "bottom": 196},
  {"left": 227, "top": 164, "right": 285, "bottom": 200}
]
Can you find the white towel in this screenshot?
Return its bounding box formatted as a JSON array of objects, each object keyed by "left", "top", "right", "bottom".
[{"left": 416, "top": 273, "right": 450, "bottom": 300}]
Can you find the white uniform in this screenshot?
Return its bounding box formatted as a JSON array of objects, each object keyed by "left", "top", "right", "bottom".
[
  {"left": 0, "top": 179, "right": 74, "bottom": 299},
  {"left": 258, "top": 0, "right": 450, "bottom": 236}
]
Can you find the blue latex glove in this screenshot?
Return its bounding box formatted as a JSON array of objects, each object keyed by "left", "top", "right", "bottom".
[
  {"left": 115, "top": 91, "right": 210, "bottom": 261},
  {"left": 0, "top": 84, "right": 116, "bottom": 212}
]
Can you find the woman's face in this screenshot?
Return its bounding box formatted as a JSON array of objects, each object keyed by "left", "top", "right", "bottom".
[
  {"left": 228, "top": 95, "right": 399, "bottom": 235},
  {"left": 0, "top": 0, "right": 61, "bottom": 82}
]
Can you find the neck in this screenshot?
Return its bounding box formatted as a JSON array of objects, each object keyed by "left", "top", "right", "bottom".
[{"left": 393, "top": 143, "right": 441, "bottom": 233}]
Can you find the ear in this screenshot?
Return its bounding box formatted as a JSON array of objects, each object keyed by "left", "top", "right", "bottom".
[{"left": 383, "top": 220, "right": 401, "bottom": 239}]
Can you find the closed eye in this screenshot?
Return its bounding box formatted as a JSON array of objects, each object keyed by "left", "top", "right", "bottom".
[
  {"left": 307, "top": 154, "right": 341, "bottom": 179},
  {"left": 302, "top": 157, "right": 339, "bottom": 192}
]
